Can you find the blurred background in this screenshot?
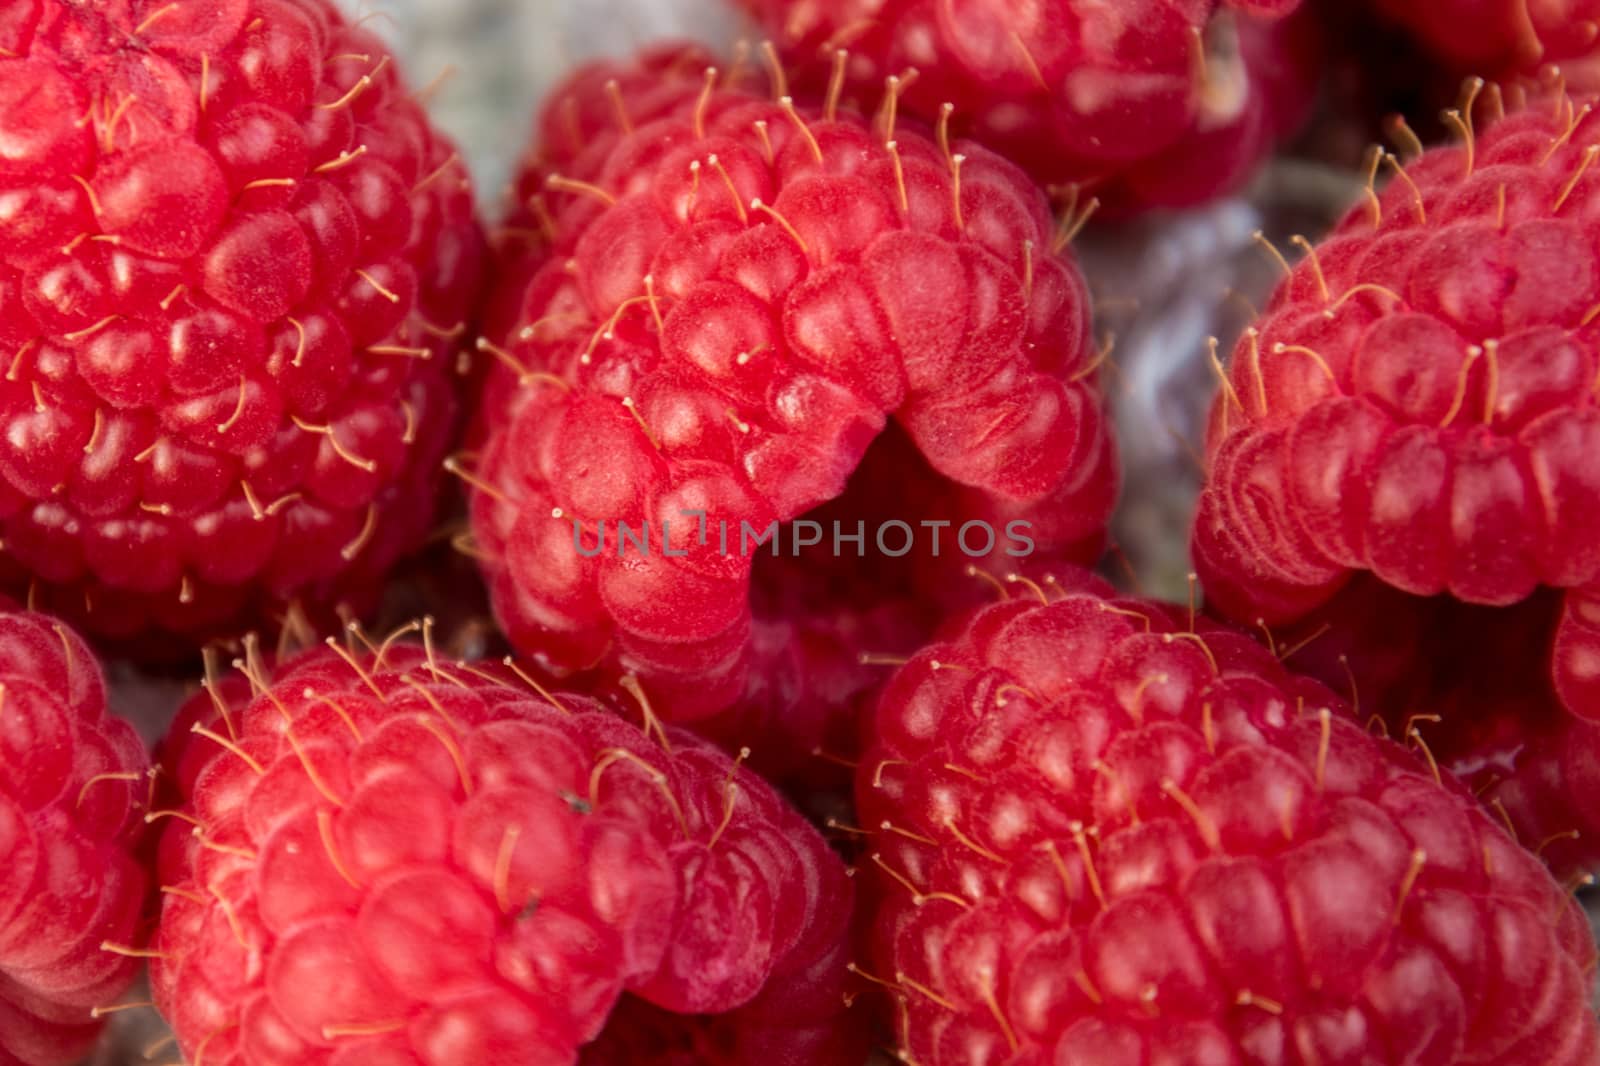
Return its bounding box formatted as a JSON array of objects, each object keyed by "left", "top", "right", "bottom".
[{"left": 381, "top": 0, "right": 748, "bottom": 196}]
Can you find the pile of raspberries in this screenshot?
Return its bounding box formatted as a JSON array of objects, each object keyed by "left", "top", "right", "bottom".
[{"left": 2, "top": 1, "right": 1600, "bottom": 1065}]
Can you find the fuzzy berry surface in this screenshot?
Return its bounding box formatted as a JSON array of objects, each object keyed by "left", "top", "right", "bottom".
[
  {"left": 0, "top": 610, "right": 149, "bottom": 1066},
  {"left": 470, "top": 46, "right": 1116, "bottom": 745},
  {"left": 0, "top": 0, "right": 482, "bottom": 648},
  {"left": 149, "top": 639, "right": 862, "bottom": 1066},
  {"left": 856, "top": 570, "right": 1600, "bottom": 1066},
  {"left": 733, "top": 0, "right": 1319, "bottom": 214},
  {"left": 1369, "top": 0, "right": 1600, "bottom": 84}
]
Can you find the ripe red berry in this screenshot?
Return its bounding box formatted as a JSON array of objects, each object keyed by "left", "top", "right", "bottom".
[
  {"left": 467, "top": 48, "right": 1116, "bottom": 742},
  {"left": 1194, "top": 93, "right": 1600, "bottom": 622},
  {"left": 0, "top": 0, "right": 482, "bottom": 648},
  {"left": 732, "top": 0, "right": 1320, "bottom": 213},
  {"left": 856, "top": 574, "right": 1600, "bottom": 1065},
  {"left": 0, "top": 611, "right": 149, "bottom": 1066},
  {"left": 1192, "top": 93, "right": 1600, "bottom": 853},
  {"left": 1369, "top": 0, "right": 1600, "bottom": 84},
  {"left": 150, "top": 638, "right": 862, "bottom": 1066}
]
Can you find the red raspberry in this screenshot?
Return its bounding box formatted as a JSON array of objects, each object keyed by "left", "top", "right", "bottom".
[
  {"left": 1369, "top": 0, "right": 1600, "bottom": 84},
  {"left": 733, "top": 0, "right": 1320, "bottom": 214},
  {"left": 856, "top": 574, "right": 1600, "bottom": 1065},
  {"left": 467, "top": 49, "right": 1116, "bottom": 738},
  {"left": 149, "top": 638, "right": 862, "bottom": 1066},
  {"left": 1194, "top": 93, "right": 1600, "bottom": 622},
  {"left": 0, "top": 611, "right": 149, "bottom": 1066},
  {"left": 0, "top": 0, "right": 483, "bottom": 648},
  {"left": 1191, "top": 93, "right": 1600, "bottom": 853}
]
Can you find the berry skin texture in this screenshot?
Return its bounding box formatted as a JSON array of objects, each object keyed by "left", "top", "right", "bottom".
[
  {"left": 470, "top": 48, "right": 1116, "bottom": 735},
  {"left": 0, "top": 611, "right": 149, "bottom": 1066},
  {"left": 733, "top": 0, "right": 1320, "bottom": 213},
  {"left": 856, "top": 575, "right": 1600, "bottom": 1066},
  {"left": 150, "top": 641, "right": 863, "bottom": 1066},
  {"left": 0, "top": 1, "right": 483, "bottom": 647}
]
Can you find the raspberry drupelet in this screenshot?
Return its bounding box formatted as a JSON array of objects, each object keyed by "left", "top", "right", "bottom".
[
  {"left": 855, "top": 572, "right": 1600, "bottom": 1065},
  {"left": 732, "top": 0, "right": 1320, "bottom": 214},
  {"left": 149, "top": 634, "right": 863, "bottom": 1066},
  {"left": 468, "top": 46, "right": 1117, "bottom": 741},
  {"left": 0, "top": 0, "right": 483, "bottom": 648},
  {"left": 0, "top": 610, "right": 149, "bottom": 1066}
]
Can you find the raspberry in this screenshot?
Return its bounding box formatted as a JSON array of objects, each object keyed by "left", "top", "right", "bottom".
[
  {"left": 1192, "top": 92, "right": 1600, "bottom": 847},
  {"left": 149, "top": 637, "right": 862, "bottom": 1065},
  {"left": 1369, "top": 0, "right": 1600, "bottom": 83},
  {"left": 733, "top": 0, "right": 1320, "bottom": 214},
  {"left": 0, "top": 0, "right": 483, "bottom": 648},
  {"left": 0, "top": 611, "right": 149, "bottom": 1066},
  {"left": 1193, "top": 92, "right": 1600, "bottom": 622},
  {"left": 855, "top": 574, "right": 1600, "bottom": 1065},
  {"left": 466, "top": 48, "right": 1116, "bottom": 739}
]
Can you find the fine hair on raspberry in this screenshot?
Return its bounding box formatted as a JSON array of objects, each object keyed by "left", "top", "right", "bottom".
[
  {"left": 1367, "top": 0, "right": 1600, "bottom": 83},
  {"left": 0, "top": 0, "right": 483, "bottom": 648},
  {"left": 149, "top": 630, "right": 863, "bottom": 1065}
]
